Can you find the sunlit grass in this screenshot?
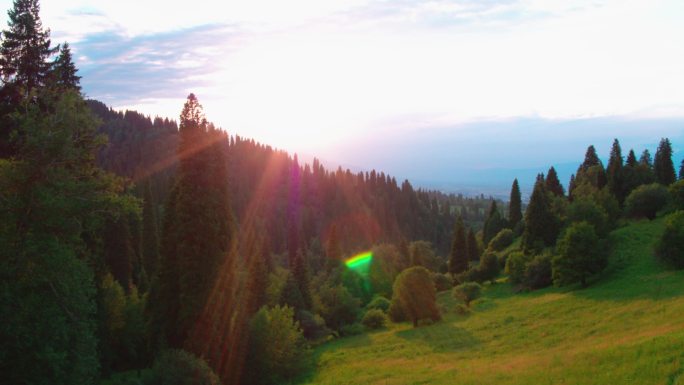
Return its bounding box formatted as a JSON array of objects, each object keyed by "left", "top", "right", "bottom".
[{"left": 299, "top": 217, "right": 684, "bottom": 385}]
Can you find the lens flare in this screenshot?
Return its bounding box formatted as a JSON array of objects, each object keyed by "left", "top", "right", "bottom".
[{"left": 345, "top": 251, "right": 373, "bottom": 273}]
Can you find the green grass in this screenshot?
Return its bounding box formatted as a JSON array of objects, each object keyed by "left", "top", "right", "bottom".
[{"left": 299, "top": 217, "right": 684, "bottom": 385}]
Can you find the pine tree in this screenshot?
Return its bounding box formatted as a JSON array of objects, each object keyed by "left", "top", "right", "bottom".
[
  {"left": 654, "top": 138, "right": 676, "bottom": 185},
  {"left": 568, "top": 174, "right": 576, "bottom": 201},
  {"left": 522, "top": 177, "right": 559, "bottom": 251},
  {"left": 448, "top": 217, "right": 468, "bottom": 277},
  {"left": 246, "top": 243, "right": 269, "bottom": 315},
  {"left": 141, "top": 182, "right": 159, "bottom": 280},
  {"left": 606, "top": 138, "right": 624, "bottom": 201},
  {"left": 508, "top": 178, "right": 522, "bottom": 229},
  {"left": 483, "top": 201, "right": 504, "bottom": 245},
  {"left": 292, "top": 250, "right": 312, "bottom": 310},
  {"left": 103, "top": 216, "right": 134, "bottom": 289},
  {"left": 580, "top": 145, "right": 601, "bottom": 171},
  {"left": 680, "top": 159, "right": 684, "bottom": 180},
  {"left": 153, "top": 94, "right": 234, "bottom": 349},
  {"left": 639, "top": 149, "right": 653, "bottom": 168},
  {"left": 325, "top": 224, "right": 343, "bottom": 273},
  {"left": 466, "top": 228, "right": 479, "bottom": 262},
  {"left": 545, "top": 166, "right": 564, "bottom": 197},
  {"left": 0, "top": 0, "right": 56, "bottom": 94},
  {"left": 626, "top": 149, "right": 638, "bottom": 167},
  {"left": 50, "top": 42, "right": 81, "bottom": 91}
]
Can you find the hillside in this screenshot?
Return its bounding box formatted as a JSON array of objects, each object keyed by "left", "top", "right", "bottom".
[{"left": 300, "top": 217, "right": 684, "bottom": 385}]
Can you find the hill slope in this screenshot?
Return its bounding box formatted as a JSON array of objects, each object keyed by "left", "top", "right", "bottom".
[{"left": 300, "top": 217, "right": 684, "bottom": 385}]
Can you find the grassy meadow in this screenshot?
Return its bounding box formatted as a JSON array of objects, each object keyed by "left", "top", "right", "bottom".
[{"left": 299, "top": 217, "right": 684, "bottom": 385}]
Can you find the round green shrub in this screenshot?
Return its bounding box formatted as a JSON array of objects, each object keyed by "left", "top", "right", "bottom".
[
  {"left": 523, "top": 254, "right": 552, "bottom": 289},
  {"left": 432, "top": 272, "right": 453, "bottom": 292},
  {"left": 656, "top": 211, "right": 684, "bottom": 269},
  {"left": 365, "top": 295, "right": 391, "bottom": 313},
  {"left": 149, "top": 349, "right": 220, "bottom": 385},
  {"left": 625, "top": 183, "right": 670, "bottom": 219},
  {"left": 452, "top": 282, "right": 482, "bottom": 307},
  {"left": 670, "top": 180, "right": 684, "bottom": 210},
  {"left": 488, "top": 229, "right": 515, "bottom": 251},
  {"left": 361, "top": 309, "right": 388, "bottom": 329},
  {"left": 505, "top": 251, "right": 530, "bottom": 284}
]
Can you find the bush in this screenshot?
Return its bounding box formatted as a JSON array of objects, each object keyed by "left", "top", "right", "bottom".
[
  {"left": 552, "top": 222, "right": 606, "bottom": 287},
  {"left": 361, "top": 309, "right": 387, "bottom": 329},
  {"left": 388, "top": 298, "right": 407, "bottom": 322},
  {"left": 149, "top": 350, "right": 220, "bottom": 385},
  {"left": 391, "top": 266, "right": 440, "bottom": 327},
  {"left": 670, "top": 180, "right": 684, "bottom": 210},
  {"left": 452, "top": 282, "right": 482, "bottom": 307},
  {"left": 432, "top": 272, "right": 453, "bottom": 291},
  {"left": 365, "top": 295, "right": 391, "bottom": 313},
  {"left": 314, "top": 283, "right": 360, "bottom": 331},
  {"left": 567, "top": 198, "right": 610, "bottom": 237},
  {"left": 340, "top": 323, "right": 365, "bottom": 336},
  {"left": 625, "top": 183, "right": 670, "bottom": 219},
  {"left": 478, "top": 251, "right": 500, "bottom": 282},
  {"left": 505, "top": 251, "right": 530, "bottom": 284},
  {"left": 296, "top": 310, "right": 331, "bottom": 341},
  {"left": 247, "top": 305, "right": 310, "bottom": 385},
  {"left": 523, "top": 254, "right": 552, "bottom": 289},
  {"left": 488, "top": 229, "right": 515, "bottom": 251},
  {"left": 656, "top": 211, "right": 684, "bottom": 269},
  {"left": 456, "top": 267, "right": 481, "bottom": 284}
]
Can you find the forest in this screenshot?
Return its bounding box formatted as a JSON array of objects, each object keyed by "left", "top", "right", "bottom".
[{"left": 1, "top": 1, "right": 684, "bottom": 385}]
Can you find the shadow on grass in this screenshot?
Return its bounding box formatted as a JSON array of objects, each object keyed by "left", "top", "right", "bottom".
[
  {"left": 394, "top": 322, "right": 479, "bottom": 353},
  {"left": 295, "top": 333, "right": 373, "bottom": 384}
]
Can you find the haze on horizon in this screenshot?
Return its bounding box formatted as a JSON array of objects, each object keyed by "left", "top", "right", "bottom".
[{"left": 6, "top": 0, "right": 683, "bottom": 194}]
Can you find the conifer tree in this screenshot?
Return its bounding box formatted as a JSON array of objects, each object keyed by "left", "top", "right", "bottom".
[
  {"left": 448, "top": 217, "right": 467, "bottom": 277},
  {"left": 626, "top": 149, "right": 638, "bottom": 167},
  {"left": 580, "top": 145, "right": 601, "bottom": 171},
  {"left": 523, "top": 177, "right": 559, "bottom": 251},
  {"left": 466, "top": 228, "right": 479, "bottom": 262},
  {"left": 568, "top": 174, "right": 576, "bottom": 201},
  {"left": 141, "top": 182, "right": 160, "bottom": 280},
  {"left": 606, "top": 139, "right": 624, "bottom": 201},
  {"left": 103, "top": 216, "right": 134, "bottom": 289},
  {"left": 292, "top": 250, "right": 312, "bottom": 310},
  {"left": 654, "top": 138, "right": 676, "bottom": 185},
  {"left": 508, "top": 178, "right": 522, "bottom": 228},
  {"left": 246, "top": 244, "right": 269, "bottom": 315},
  {"left": 50, "top": 42, "right": 81, "bottom": 91},
  {"left": 325, "top": 224, "right": 343, "bottom": 273},
  {"left": 153, "top": 94, "right": 234, "bottom": 349},
  {"left": 545, "top": 166, "right": 564, "bottom": 197},
  {"left": 483, "top": 201, "right": 504, "bottom": 245},
  {"left": 680, "top": 159, "right": 684, "bottom": 180},
  {"left": 0, "top": 0, "right": 56, "bottom": 94},
  {"left": 640, "top": 149, "right": 653, "bottom": 167}
]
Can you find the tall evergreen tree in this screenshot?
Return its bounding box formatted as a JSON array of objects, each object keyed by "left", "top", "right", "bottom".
[
  {"left": 522, "top": 177, "right": 559, "bottom": 252},
  {"left": 141, "top": 182, "right": 159, "bottom": 280},
  {"left": 246, "top": 242, "right": 269, "bottom": 315},
  {"left": 626, "top": 149, "right": 638, "bottom": 167},
  {"left": 103, "top": 216, "right": 134, "bottom": 289},
  {"left": 680, "top": 159, "right": 684, "bottom": 180},
  {"left": 483, "top": 200, "right": 504, "bottom": 245},
  {"left": 50, "top": 42, "right": 81, "bottom": 91},
  {"left": 466, "top": 228, "right": 479, "bottom": 262},
  {"left": 508, "top": 178, "right": 522, "bottom": 229},
  {"left": 448, "top": 217, "right": 467, "bottom": 277},
  {"left": 291, "top": 250, "right": 312, "bottom": 310},
  {"left": 545, "top": 166, "right": 564, "bottom": 197},
  {"left": 654, "top": 138, "right": 676, "bottom": 185},
  {"left": 580, "top": 145, "right": 601, "bottom": 171},
  {"left": 639, "top": 149, "right": 653, "bottom": 168},
  {"left": 568, "top": 174, "right": 577, "bottom": 201},
  {"left": 606, "top": 138, "right": 624, "bottom": 201},
  {"left": 152, "top": 94, "right": 234, "bottom": 349}
]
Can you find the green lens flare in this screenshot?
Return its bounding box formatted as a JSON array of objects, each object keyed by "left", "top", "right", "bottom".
[{"left": 345, "top": 251, "right": 373, "bottom": 271}]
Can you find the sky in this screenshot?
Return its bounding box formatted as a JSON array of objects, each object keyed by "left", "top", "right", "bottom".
[{"left": 2, "top": 0, "right": 683, "bottom": 195}]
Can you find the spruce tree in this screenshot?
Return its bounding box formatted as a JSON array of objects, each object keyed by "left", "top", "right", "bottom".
[
  {"left": 626, "top": 149, "right": 638, "bottom": 167},
  {"left": 483, "top": 200, "right": 504, "bottom": 245},
  {"left": 640, "top": 149, "right": 653, "bottom": 168},
  {"left": 466, "top": 228, "right": 479, "bottom": 262},
  {"left": 246, "top": 243, "right": 269, "bottom": 315},
  {"left": 448, "top": 217, "right": 467, "bottom": 277},
  {"left": 680, "top": 159, "right": 684, "bottom": 180},
  {"left": 153, "top": 94, "right": 234, "bottom": 348},
  {"left": 0, "top": 0, "right": 56, "bottom": 94},
  {"left": 580, "top": 145, "right": 601, "bottom": 171},
  {"left": 508, "top": 178, "right": 522, "bottom": 228},
  {"left": 654, "top": 138, "right": 676, "bottom": 185},
  {"left": 141, "top": 182, "right": 160, "bottom": 279},
  {"left": 545, "top": 166, "right": 564, "bottom": 197},
  {"left": 50, "top": 42, "right": 81, "bottom": 91},
  {"left": 568, "top": 174, "right": 576, "bottom": 201},
  {"left": 522, "top": 177, "right": 559, "bottom": 252},
  {"left": 292, "top": 250, "right": 312, "bottom": 310},
  {"left": 606, "top": 139, "right": 624, "bottom": 201}
]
